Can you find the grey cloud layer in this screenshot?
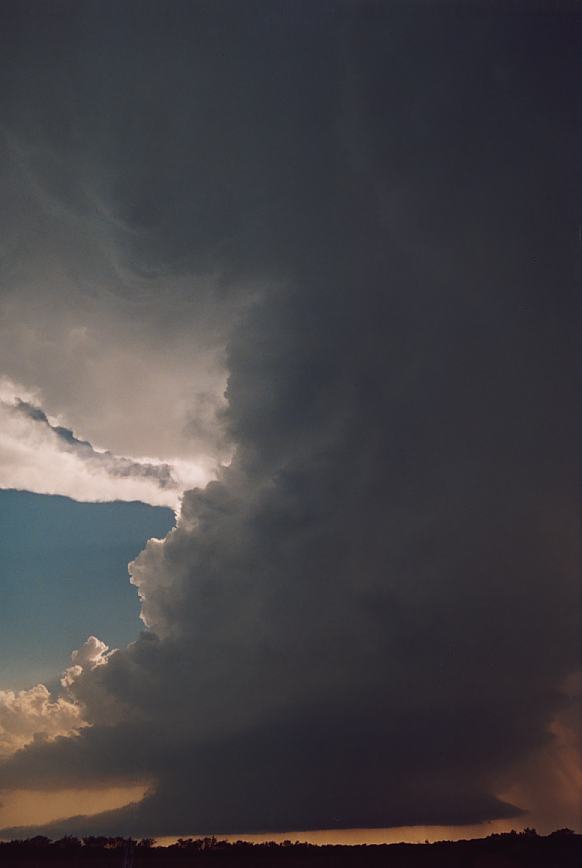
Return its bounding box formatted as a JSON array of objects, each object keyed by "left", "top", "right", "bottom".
[
  {"left": 0, "top": 1, "right": 579, "bottom": 837},
  {"left": 0, "top": 118, "right": 233, "bottom": 473}
]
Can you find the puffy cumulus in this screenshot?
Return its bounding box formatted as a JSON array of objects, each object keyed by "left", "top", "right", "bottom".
[
  {"left": 0, "top": 685, "right": 84, "bottom": 760},
  {"left": 0, "top": 637, "right": 117, "bottom": 761},
  {"left": 0, "top": 0, "right": 579, "bottom": 840},
  {"left": 61, "top": 637, "right": 113, "bottom": 689},
  {"left": 70, "top": 637, "right": 111, "bottom": 671}
]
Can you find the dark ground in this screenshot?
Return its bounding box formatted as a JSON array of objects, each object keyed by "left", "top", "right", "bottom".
[{"left": 0, "top": 831, "right": 580, "bottom": 867}]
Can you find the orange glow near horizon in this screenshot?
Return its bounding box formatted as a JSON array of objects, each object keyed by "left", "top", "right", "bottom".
[
  {"left": 2, "top": 695, "right": 580, "bottom": 845},
  {"left": 155, "top": 820, "right": 535, "bottom": 847},
  {"left": 0, "top": 785, "right": 149, "bottom": 831}
]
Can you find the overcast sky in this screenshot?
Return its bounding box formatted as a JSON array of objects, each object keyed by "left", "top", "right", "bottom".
[{"left": 0, "top": 0, "right": 579, "bottom": 842}]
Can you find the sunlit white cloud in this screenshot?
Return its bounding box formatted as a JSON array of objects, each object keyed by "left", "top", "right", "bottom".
[
  {"left": 0, "top": 636, "right": 116, "bottom": 761},
  {"left": 0, "top": 378, "right": 213, "bottom": 508},
  {"left": 0, "top": 137, "right": 235, "bottom": 504},
  {"left": 61, "top": 637, "right": 113, "bottom": 690},
  {"left": 0, "top": 685, "right": 84, "bottom": 761}
]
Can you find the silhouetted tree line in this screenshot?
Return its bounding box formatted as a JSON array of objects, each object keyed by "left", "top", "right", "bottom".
[{"left": 0, "top": 829, "right": 579, "bottom": 867}]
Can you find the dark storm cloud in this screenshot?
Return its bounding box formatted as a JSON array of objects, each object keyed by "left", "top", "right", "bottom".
[
  {"left": 0, "top": 0, "right": 579, "bottom": 837},
  {"left": 10, "top": 399, "right": 176, "bottom": 489}
]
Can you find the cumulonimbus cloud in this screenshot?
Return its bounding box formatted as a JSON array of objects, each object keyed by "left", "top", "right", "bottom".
[{"left": 0, "top": 0, "right": 579, "bottom": 841}]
